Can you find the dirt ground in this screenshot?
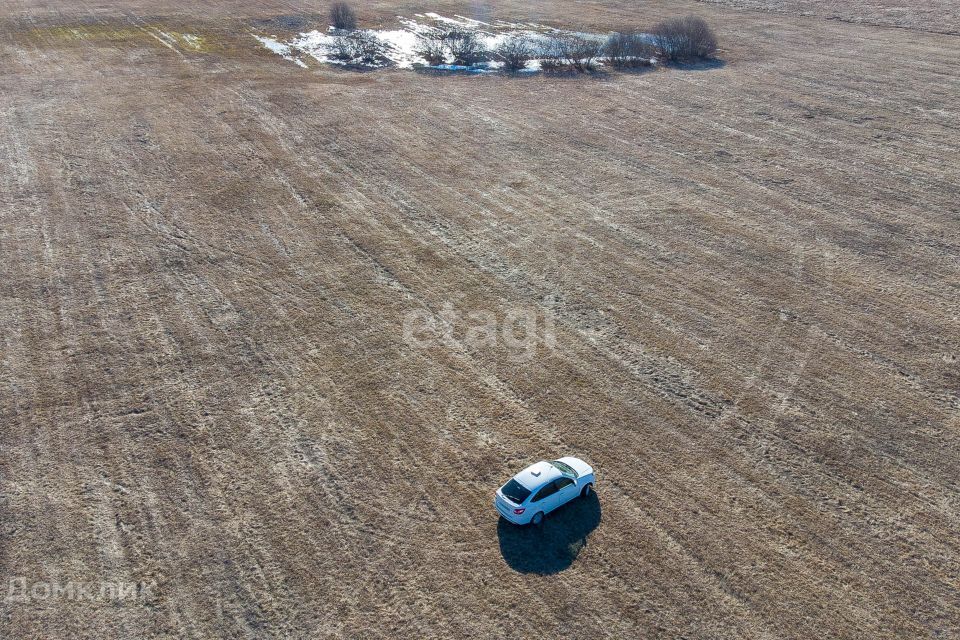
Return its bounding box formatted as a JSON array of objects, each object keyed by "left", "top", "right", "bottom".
[
  {"left": 699, "top": 0, "right": 960, "bottom": 34},
  {"left": 0, "top": 0, "right": 958, "bottom": 638}
]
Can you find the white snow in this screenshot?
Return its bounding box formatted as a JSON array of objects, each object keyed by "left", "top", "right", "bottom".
[
  {"left": 421, "top": 12, "right": 471, "bottom": 26},
  {"left": 254, "top": 35, "right": 290, "bottom": 56},
  {"left": 180, "top": 34, "right": 203, "bottom": 50},
  {"left": 147, "top": 30, "right": 177, "bottom": 51},
  {"left": 254, "top": 35, "right": 308, "bottom": 67},
  {"left": 375, "top": 29, "right": 427, "bottom": 68},
  {"left": 452, "top": 14, "right": 492, "bottom": 27}
]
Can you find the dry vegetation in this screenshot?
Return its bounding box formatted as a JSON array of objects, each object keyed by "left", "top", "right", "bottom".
[
  {"left": 0, "top": 0, "right": 958, "bottom": 638},
  {"left": 697, "top": 0, "right": 960, "bottom": 34}
]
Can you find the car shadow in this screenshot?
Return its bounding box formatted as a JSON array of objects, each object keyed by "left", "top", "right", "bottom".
[{"left": 497, "top": 492, "right": 601, "bottom": 575}]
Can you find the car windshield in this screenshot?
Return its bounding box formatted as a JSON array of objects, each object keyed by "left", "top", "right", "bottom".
[
  {"left": 500, "top": 479, "right": 532, "bottom": 504},
  {"left": 550, "top": 460, "right": 578, "bottom": 478}
]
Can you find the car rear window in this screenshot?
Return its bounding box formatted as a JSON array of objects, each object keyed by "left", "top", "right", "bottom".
[
  {"left": 550, "top": 460, "right": 578, "bottom": 478},
  {"left": 501, "top": 479, "right": 531, "bottom": 504}
]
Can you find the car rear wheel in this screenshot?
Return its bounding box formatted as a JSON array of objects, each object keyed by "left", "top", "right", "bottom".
[
  {"left": 581, "top": 483, "right": 593, "bottom": 498},
  {"left": 531, "top": 511, "right": 544, "bottom": 526}
]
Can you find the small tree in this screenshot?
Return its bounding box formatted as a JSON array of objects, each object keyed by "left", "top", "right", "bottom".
[
  {"left": 495, "top": 36, "right": 534, "bottom": 72},
  {"left": 444, "top": 28, "right": 487, "bottom": 66},
  {"left": 652, "top": 16, "right": 717, "bottom": 62},
  {"left": 415, "top": 30, "right": 447, "bottom": 65},
  {"left": 330, "top": 2, "right": 357, "bottom": 31},
  {"left": 604, "top": 32, "right": 655, "bottom": 68}
]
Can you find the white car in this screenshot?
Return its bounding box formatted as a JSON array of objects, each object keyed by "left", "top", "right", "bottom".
[{"left": 495, "top": 457, "right": 596, "bottom": 525}]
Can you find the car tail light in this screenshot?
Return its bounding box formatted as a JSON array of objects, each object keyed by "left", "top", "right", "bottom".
[{"left": 513, "top": 508, "right": 525, "bottom": 515}]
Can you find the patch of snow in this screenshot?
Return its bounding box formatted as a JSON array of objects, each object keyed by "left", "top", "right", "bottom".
[
  {"left": 253, "top": 14, "right": 651, "bottom": 74},
  {"left": 421, "top": 12, "right": 472, "bottom": 27},
  {"left": 180, "top": 34, "right": 203, "bottom": 50},
  {"left": 290, "top": 30, "right": 334, "bottom": 62},
  {"left": 491, "top": 20, "right": 552, "bottom": 31},
  {"left": 254, "top": 35, "right": 307, "bottom": 68},
  {"left": 255, "top": 35, "right": 290, "bottom": 56},
  {"left": 371, "top": 28, "right": 427, "bottom": 68},
  {"left": 146, "top": 29, "right": 177, "bottom": 51},
  {"left": 452, "top": 14, "right": 491, "bottom": 27}
]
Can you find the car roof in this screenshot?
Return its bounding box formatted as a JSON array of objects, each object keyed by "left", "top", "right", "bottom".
[{"left": 513, "top": 460, "right": 563, "bottom": 490}]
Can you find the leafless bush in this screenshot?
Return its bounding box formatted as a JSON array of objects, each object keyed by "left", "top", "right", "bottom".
[
  {"left": 538, "top": 37, "right": 568, "bottom": 72},
  {"left": 604, "top": 32, "right": 655, "bottom": 68},
  {"left": 330, "top": 2, "right": 357, "bottom": 31},
  {"left": 543, "top": 34, "right": 603, "bottom": 72},
  {"left": 495, "top": 36, "right": 534, "bottom": 72},
  {"left": 539, "top": 58, "right": 564, "bottom": 73},
  {"left": 328, "top": 31, "right": 387, "bottom": 65},
  {"left": 415, "top": 30, "right": 447, "bottom": 65},
  {"left": 444, "top": 29, "right": 488, "bottom": 65},
  {"left": 415, "top": 28, "right": 489, "bottom": 67},
  {"left": 651, "top": 16, "right": 718, "bottom": 62},
  {"left": 570, "top": 37, "right": 604, "bottom": 71}
]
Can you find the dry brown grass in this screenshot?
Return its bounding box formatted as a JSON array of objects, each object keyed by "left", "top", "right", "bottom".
[
  {"left": 1, "top": 1, "right": 958, "bottom": 638},
  {"left": 697, "top": 0, "right": 960, "bottom": 35}
]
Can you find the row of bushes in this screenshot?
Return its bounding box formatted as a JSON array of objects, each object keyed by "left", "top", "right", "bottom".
[{"left": 325, "top": 6, "right": 718, "bottom": 71}]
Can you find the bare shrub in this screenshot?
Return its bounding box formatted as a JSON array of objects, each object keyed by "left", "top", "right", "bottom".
[
  {"left": 328, "top": 35, "right": 354, "bottom": 61},
  {"left": 539, "top": 58, "right": 564, "bottom": 73},
  {"left": 604, "top": 32, "right": 655, "bottom": 68},
  {"left": 545, "top": 34, "right": 604, "bottom": 72},
  {"left": 444, "top": 29, "right": 488, "bottom": 66},
  {"left": 651, "top": 16, "right": 718, "bottom": 62},
  {"left": 495, "top": 36, "right": 534, "bottom": 72},
  {"left": 415, "top": 30, "right": 447, "bottom": 65},
  {"left": 330, "top": 2, "right": 357, "bottom": 31},
  {"left": 603, "top": 32, "right": 631, "bottom": 66},
  {"left": 571, "top": 37, "right": 604, "bottom": 71},
  {"left": 415, "top": 28, "right": 489, "bottom": 67},
  {"left": 538, "top": 36, "right": 569, "bottom": 72},
  {"left": 328, "top": 31, "right": 387, "bottom": 65}
]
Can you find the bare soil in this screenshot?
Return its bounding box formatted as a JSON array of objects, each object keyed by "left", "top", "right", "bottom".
[{"left": 1, "top": 1, "right": 958, "bottom": 638}]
